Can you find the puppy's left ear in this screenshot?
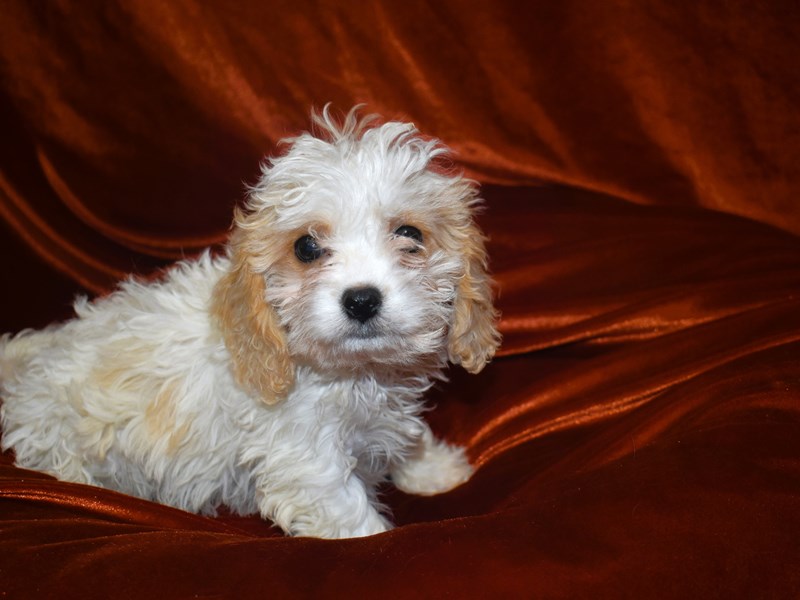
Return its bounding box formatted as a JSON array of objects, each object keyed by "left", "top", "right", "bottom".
[
  {"left": 448, "top": 220, "right": 501, "bottom": 373},
  {"left": 212, "top": 226, "right": 294, "bottom": 404}
]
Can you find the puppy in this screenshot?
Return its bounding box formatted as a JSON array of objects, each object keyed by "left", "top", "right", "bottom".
[{"left": 0, "top": 107, "right": 500, "bottom": 538}]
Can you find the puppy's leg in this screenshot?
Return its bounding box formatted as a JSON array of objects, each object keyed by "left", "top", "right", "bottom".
[
  {"left": 252, "top": 455, "right": 392, "bottom": 539},
  {"left": 390, "top": 424, "right": 473, "bottom": 495}
]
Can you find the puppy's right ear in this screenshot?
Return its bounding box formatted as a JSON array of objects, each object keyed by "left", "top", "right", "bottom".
[
  {"left": 212, "top": 222, "right": 293, "bottom": 405},
  {"left": 447, "top": 218, "right": 501, "bottom": 374}
]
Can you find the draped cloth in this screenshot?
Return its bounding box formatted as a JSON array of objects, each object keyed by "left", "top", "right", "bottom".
[{"left": 2, "top": 2, "right": 799, "bottom": 597}]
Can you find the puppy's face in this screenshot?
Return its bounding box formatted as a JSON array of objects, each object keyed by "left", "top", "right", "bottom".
[
  {"left": 263, "top": 177, "right": 464, "bottom": 371},
  {"left": 216, "top": 110, "right": 499, "bottom": 399}
]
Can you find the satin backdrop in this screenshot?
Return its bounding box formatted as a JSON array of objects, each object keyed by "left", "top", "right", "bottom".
[{"left": 2, "top": 1, "right": 800, "bottom": 597}]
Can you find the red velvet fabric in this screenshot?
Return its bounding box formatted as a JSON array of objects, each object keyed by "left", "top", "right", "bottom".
[{"left": 2, "top": 2, "right": 800, "bottom": 597}]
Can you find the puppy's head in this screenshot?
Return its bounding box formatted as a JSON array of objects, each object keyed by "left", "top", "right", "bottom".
[{"left": 214, "top": 107, "right": 500, "bottom": 404}]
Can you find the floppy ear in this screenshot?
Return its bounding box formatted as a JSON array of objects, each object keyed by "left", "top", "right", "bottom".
[
  {"left": 212, "top": 228, "right": 293, "bottom": 404},
  {"left": 448, "top": 221, "right": 501, "bottom": 374}
]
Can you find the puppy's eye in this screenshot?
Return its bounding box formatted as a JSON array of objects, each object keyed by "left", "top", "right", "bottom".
[
  {"left": 294, "top": 235, "right": 324, "bottom": 263},
  {"left": 394, "top": 225, "right": 423, "bottom": 243}
]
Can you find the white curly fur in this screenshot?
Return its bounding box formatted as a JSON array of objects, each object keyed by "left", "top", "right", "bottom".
[{"left": 0, "top": 107, "right": 500, "bottom": 539}]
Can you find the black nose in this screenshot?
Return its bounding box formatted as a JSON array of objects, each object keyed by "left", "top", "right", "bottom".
[{"left": 342, "top": 287, "right": 383, "bottom": 323}]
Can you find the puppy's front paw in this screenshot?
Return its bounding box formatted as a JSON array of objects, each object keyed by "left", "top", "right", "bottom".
[
  {"left": 291, "top": 509, "right": 392, "bottom": 539},
  {"left": 392, "top": 435, "right": 473, "bottom": 496}
]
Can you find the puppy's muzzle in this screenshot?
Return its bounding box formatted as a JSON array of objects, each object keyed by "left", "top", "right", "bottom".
[{"left": 342, "top": 287, "right": 382, "bottom": 323}]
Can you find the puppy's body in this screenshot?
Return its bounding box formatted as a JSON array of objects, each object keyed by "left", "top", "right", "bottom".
[
  {"left": 2, "top": 254, "right": 449, "bottom": 536},
  {"left": 0, "top": 109, "right": 499, "bottom": 538}
]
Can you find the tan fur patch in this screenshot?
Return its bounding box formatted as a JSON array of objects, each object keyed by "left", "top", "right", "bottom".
[
  {"left": 91, "top": 342, "right": 156, "bottom": 391},
  {"left": 145, "top": 379, "right": 190, "bottom": 452}
]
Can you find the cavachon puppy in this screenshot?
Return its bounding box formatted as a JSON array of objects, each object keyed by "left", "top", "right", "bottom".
[{"left": 0, "top": 107, "right": 500, "bottom": 538}]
